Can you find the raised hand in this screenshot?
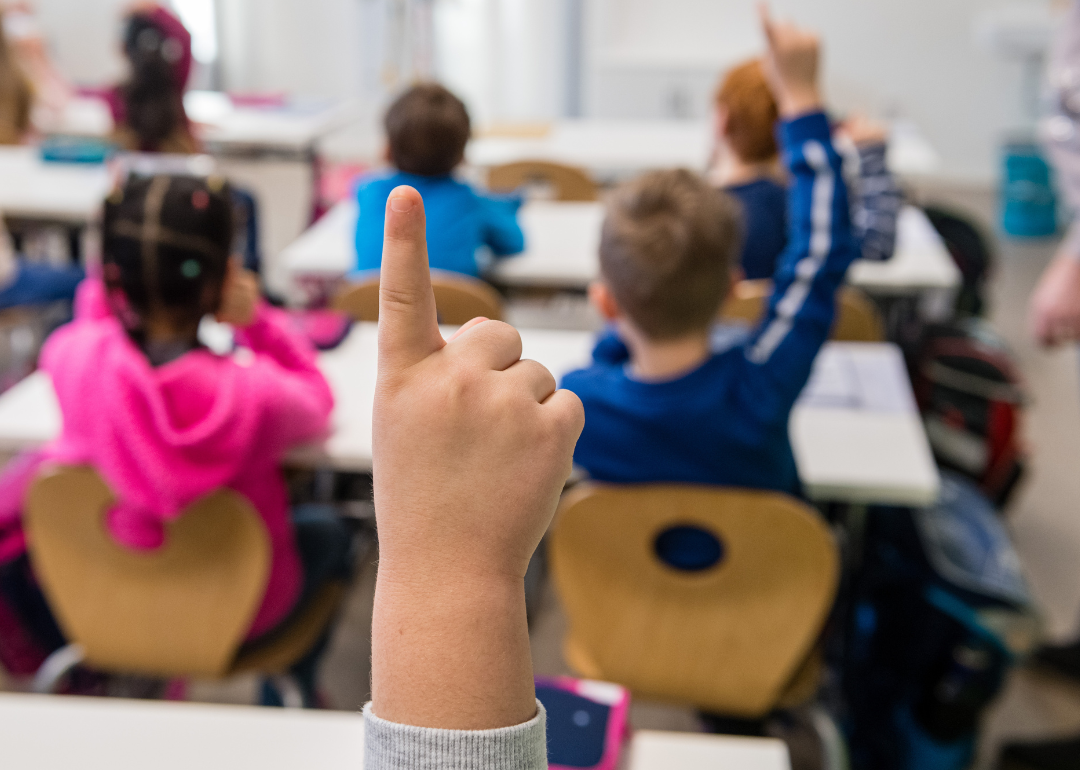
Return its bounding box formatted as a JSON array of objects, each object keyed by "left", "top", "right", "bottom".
[
  {"left": 370, "top": 185, "right": 584, "bottom": 730},
  {"left": 759, "top": 3, "right": 823, "bottom": 118},
  {"left": 214, "top": 260, "right": 259, "bottom": 328}
]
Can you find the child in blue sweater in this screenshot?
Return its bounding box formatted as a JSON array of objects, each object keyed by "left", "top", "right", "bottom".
[
  {"left": 710, "top": 58, "right": 902, "bottom": 280},
  {"left": 562, "top": 18, "right": 858, "bottom": 495},
  {"left": 354, "top": 83, "right": 524, "bottom": 278}
]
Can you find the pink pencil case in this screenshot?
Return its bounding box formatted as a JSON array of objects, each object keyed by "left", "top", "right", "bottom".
[{"left": 535, "top": 676, "right": 631, "bottom": 770}]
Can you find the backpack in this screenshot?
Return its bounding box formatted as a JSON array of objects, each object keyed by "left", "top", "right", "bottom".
[
  {"left": 842, "top": 473, "right": 1038, "bottom": 770},
  {"left": 911, "top": 319, "right": 1027, "bottom": 509},
  {"left": 922, "top": 205, "right": 995, "bottom": 318}
]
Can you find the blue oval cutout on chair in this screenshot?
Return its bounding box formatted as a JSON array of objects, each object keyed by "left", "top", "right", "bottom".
[{"left": 654, "top": 525, "right": 724, "bottom": 572}]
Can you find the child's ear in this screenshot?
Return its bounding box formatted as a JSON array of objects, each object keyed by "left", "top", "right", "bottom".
[
  {"left": 714, "top": 105, "right": 730, "bottom": 141},
  {"left": 727, "top": 266, "right": 745, "bottom": 301},
  {"left": 382, "top": 143, "right": 392, "bottom": 165},
  {"left": 588, "top": 280, "right": 621, "bottom": 322}
]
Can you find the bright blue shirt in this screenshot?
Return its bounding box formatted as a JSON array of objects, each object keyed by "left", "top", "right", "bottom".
[
  {"left": 561, "top": 113, "right": 859, "bottom": 494},
  {"left": 354, "top": 171, "right": 525, "bottom": 278}
]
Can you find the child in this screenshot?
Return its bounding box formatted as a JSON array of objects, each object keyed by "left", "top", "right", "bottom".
[
  {"left": 561, "top": 11, "right": 856, "bottom": 496},
  {"left": 107, "top": 4, "right": 199, "bottom": 154},
  {"left": 0, "top": 175, "right": 348, "bottom": 700},
  {"left": 353, "top": 83, "right": 524, "bottom": 278},
  {"left": 710, "top": 57, "right": 902, "bottom": 280}
]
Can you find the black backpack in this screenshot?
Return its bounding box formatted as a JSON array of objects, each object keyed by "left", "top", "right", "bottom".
[
  {"left": 911, "top": 319, "right": 1027, "bottom": 509},
  {"left": 922, "top": 205, "right": 995, "bottom": 318}
]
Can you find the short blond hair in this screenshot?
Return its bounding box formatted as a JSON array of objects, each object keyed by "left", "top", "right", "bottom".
[{"left": 600, "top": 169, "right": 743, "bottom": 341}]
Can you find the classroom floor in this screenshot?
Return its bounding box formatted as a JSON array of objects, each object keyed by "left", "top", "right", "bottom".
[{"left": 3, "top": 184, "right": 1080, "bottom": 769}]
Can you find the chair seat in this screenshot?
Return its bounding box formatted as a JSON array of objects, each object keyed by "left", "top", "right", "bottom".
[{"left": 231, "top": 581, "right": 348, "bottom": 675}]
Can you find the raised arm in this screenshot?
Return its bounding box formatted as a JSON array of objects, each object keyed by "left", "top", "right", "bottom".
[
  {"left": 737, "top": 8, "right": 859, "bottom": 422},
  {"left": 366, "top": 185, "right": 583, "bottom": 768},
  {"left": 839, "top": 116, "right": 903, "bottom": 262}
]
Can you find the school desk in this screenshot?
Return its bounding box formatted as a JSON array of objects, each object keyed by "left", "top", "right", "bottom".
[
  {"left": 282, "top": 199, "right": 959, "bottom": 299},
  {"left": 183, "top": 91, "right": 361, "bottom": 157},
  {"left": 0, "top": 329, "right": 938, "bottom": 507},
  {"left": 0, "top": 146, "right": 112, "bottom": 223},
  {"left": 467, "top": 118, "right": 940, "bottom": 180},
  {"left": 0, "top": 693, "right": 791, "bottom": 770}
]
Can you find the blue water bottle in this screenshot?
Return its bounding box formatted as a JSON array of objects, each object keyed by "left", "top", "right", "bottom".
[{"left": 1001, "top": 141, "right": 1058, "bottom": 237}]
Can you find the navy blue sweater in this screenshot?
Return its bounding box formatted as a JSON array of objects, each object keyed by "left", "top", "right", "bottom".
[
  {"left": 726, "top": 140, "right": 901, "bottom": 280},
  {"left": 561, "top": 113, "right": 858, "bottom": 493}
]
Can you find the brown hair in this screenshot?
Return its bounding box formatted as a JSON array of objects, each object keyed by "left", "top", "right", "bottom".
[
  {"left": 600, "top": 169, "right": 743, "bottom": 341},
  {"left": 384, "top": 83, "right": 470, "bottom": 177},
  {"left": 714, "top": 59, "right": 779, "bottom": 164},
  {"left": 0, "top": 20, "right": 33, "bottom": 145}
]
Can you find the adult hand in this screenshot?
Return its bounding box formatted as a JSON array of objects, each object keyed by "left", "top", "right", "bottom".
[
  {"left": 1030, "top": 248, "right": 1080, "bottom": 346},
  {"left": 370, "top": 185, "right": 584, "bottom": 730},
  {"left": 214, "top": 260, "right": 259, "bottom": 328},
  {"left": 759, "top": 3, "right": 823, "bottom": 118}
]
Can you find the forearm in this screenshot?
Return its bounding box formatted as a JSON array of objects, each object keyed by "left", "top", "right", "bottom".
[{"left": 371, "top": 567, "right": 537, "bottom": 731}]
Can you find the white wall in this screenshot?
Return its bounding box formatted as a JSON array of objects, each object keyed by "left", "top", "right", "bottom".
[
  {"left": 583, "top": 0, "right": 1048, "bottom": 183},
  {"left": 27, "top": 0, "right": 1049, "bottom": 181}
]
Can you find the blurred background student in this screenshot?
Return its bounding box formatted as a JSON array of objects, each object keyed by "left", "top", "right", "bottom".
[
  {"left": 107, "top": 3, "right": 197, "bottom": 154},
  {"left": 353, "top": 83, "right": 524, "bottom": 278}
]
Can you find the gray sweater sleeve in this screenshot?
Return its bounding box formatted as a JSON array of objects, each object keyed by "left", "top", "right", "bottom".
[{"left": 363, "top": 701, "right": 548, "bottom": 770}]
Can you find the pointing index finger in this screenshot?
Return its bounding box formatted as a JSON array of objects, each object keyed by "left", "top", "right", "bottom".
[{"left": 378, "top": 185, "right": 445, "bottom": 373}]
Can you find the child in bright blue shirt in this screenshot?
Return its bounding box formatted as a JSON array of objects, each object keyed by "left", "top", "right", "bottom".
[
  {"left": 354, "top": 84, "right": 524, "bottom": 278},
  {"left": 561, "top": 25, "right": 858, "bottom": 495}
]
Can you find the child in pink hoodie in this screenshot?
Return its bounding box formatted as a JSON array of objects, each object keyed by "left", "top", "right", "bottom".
[{"left": 0, "top": 174, "right": 347, "bottom": 699}]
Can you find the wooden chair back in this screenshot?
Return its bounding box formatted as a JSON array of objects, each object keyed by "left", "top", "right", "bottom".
[
  {"left": 549, "top": 484, "right": 839, "bottom": 717},
  {"left": 24, "top": 467, "right": 271, "bottom": 679},
  {"left": 487, "top": 160, "right": 598, "bottom": 202},
  {"left": 332, "top": 271, "right": 505, "bottom": 324},
  {"left": 720, "top": 279, "right": 885, "bottom": 342}
]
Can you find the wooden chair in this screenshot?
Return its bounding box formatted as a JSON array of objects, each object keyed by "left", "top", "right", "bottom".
[
  {"left": 24, "top": 467, "right": 348, "bottom": 702},
  {"left": 549, "top": 484, "right": 839, "bottom": 718},
  {"left": 487, "top": 160, "right": 598, "bottom": 202},
  {"left": 332, "top": 271, "right": 505, "bottom": 324},
  {"left": 720, "top": 279, "right": 885, "bottom": 343}
]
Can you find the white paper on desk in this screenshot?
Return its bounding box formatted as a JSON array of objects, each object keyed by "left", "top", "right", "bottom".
[{"left": 797, "top": 344, "right": 916, "bottom": 414}]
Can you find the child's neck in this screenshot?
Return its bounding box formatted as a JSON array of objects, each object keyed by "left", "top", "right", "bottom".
[
  {"left": 622, "top": 327, "right": 712, "bottom": 382},
  {"left": 709, "top": 151, "right": 782, "bottom": 188}
]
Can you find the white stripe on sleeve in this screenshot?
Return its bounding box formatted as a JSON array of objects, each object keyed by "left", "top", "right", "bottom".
[{"left": 747, "top": 140, "right": 835, "bottom": 364}]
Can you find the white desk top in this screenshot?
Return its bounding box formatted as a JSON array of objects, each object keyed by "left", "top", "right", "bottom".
[
  {"left": 468, "top": 118, "right": 940, "bottom": 179},
  {"left": 283, "top": 199, "right": 959, "bottom": 296},
  {"left": 629, "top": 730, "right": 790, "bottom": 770},
  {"left": 53, "top": 92, "right": 358, "bottom": 153},
  {"left": 0, "top": 693, "right": 790, "bottom": 770},
  {"left": 184, "top": 91, "right": 359, "bottom": 152},
  {"left": 0, "top": 330, "right": 938, "bottom": 506},
  {"left": 0, "top": 693, "right": 365, "bottom": 770},
  {"left": 0, "top": 146, "right": 112, "bottom": 222},
  {"left": 790, "top": 342, "right": 940, "bottom": 507}
]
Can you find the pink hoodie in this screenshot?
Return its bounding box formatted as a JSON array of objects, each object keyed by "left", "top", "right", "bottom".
[{"left": 31, "top": 279, "right": 334, "bottom": 637}]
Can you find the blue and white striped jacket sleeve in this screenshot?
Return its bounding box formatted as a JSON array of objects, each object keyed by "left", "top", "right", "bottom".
[{"left": 738, "top": 112, "right": 861, "bottom": 424}]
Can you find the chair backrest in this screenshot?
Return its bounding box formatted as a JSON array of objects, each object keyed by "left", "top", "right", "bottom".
[
  {"left": 24, "top": 466, "right": 271, "bottom": 678},
  {"left": 487, "top": 160, "right": 598, "bottom": 202},
  {"left": 549, "top": 484, "right": 839, "bottom": 717},
  {"left": 332, "top": 271, "right": 505, "bottom": 324},
  {"left": 719, "top": 279, "right": 885, "bottom": 342}
]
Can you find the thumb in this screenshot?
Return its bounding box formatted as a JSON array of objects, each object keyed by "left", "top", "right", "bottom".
[{"left": 378, "top": 185, "right": 445, "bottom": 372}]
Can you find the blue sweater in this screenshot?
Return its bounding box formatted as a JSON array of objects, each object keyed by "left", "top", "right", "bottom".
[
  {"left": 726, "top": 141, "right": 902, "bottom": 280},
  {"left": 561, "top": 113, "right": 858, "bottom": 494},
  {"left": 727, "top": 178, "right": 788, "bottom": 280},
  {"left": 354, "top": 171, "right": 525, "bottom": 278}
]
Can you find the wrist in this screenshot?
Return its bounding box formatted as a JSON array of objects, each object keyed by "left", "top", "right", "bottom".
[{"left": 777, "top": 88, "right": 823, "bottom": 118}]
